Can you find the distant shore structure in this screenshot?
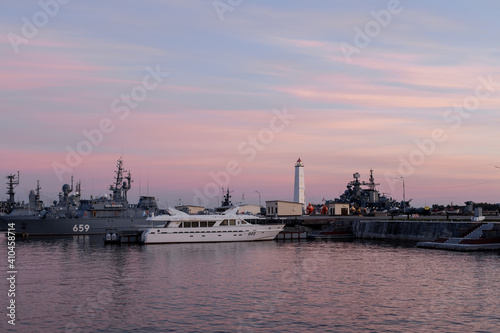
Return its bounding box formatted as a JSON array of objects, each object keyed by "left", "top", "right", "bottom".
[{"left": 294, "top": 158, "right": 305, "bottom": 207}]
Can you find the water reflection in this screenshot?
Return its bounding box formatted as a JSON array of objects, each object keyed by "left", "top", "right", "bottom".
[{"left": 2, "top": 236, "right": 499, "bottom": 332}]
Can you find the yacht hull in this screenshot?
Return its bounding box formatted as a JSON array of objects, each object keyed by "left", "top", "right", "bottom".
[{"left": 142, "top": 224, "right": 285, "bottom": 244}]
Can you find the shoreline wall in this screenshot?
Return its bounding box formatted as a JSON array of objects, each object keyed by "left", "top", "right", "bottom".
[{"left": 352, "top": 220, "right": 482, "bottom": 241}]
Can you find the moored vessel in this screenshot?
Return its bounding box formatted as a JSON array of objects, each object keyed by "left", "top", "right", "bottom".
[
  {"left": 6, "top": 158, "right": 162, "bottom": 236},
  {"left": 306, "top": 222, "right": 355, "bottom": 240},
  {"left": 141, "top": 206, "right": 285, "bottom": 244},
  {"left": 306, "top": 229, "right": 355, "bottom": 240}
]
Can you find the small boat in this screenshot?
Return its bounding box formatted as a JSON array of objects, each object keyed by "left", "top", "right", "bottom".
[
  {"left": 307, "top": 223, "right": 355, "bottom": 240},
  {"left": 307, "top": 230, "right": 355, "bottom": 239},
  {"left": 104, "top": 228, "right": 121, "bottom": 244},
  {"left": 141, "top": 206, "right": 285, "bottom": 244}
]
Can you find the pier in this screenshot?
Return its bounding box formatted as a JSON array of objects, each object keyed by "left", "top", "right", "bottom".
[
  {"left": 275, "top": 228, "right": 308, "bottom": 241},
  {"left": 104, "top": 228, "right": 144, "bottom": 244},
  {"left": 274, "top": 215, "right": 500, "bottom": 251}
]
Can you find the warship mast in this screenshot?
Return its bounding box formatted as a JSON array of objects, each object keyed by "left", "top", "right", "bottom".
[
  {"left": 6, "top": 171, "right": 20, "bottom": 206},
  {"left": 221, "top": 187, "right": 233, "bottom": 207},
  {"left": 109, "top": 158, "right": 132, "bottom": 202},
  {"left": 35, "top": 180, "right": 42, "bottom": 210}
]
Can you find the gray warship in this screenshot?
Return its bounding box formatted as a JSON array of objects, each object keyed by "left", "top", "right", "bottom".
[
  {"left": 329, "top": 169, "right": 405, "bottom": 213},
  {"left": 1, "top": 158, "right": 162, "bottom": 236},
  {"left": 0, "top": 172, "right": 46, "bottom": 230}
]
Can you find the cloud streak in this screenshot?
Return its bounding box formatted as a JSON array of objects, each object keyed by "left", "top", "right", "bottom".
[{"left": 1, "top": 0, "right": 500, "bottom": 207}]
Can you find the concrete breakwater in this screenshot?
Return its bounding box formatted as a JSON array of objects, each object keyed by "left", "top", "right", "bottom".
[
  {"left": 299, "top": 217, "right": 495, "bottom": 242},
  {"left": 353, "top": 220, "right": 488, "bottom": 242}
]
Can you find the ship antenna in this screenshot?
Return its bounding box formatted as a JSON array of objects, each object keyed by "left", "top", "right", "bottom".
[
  {"left": 6, "top": 171, "right": 20, "bottom": 206},
  {"left": 124, "top": 170, "right": 132, "bottom": 202},
  {"left": 138, "top": 168, "right": 142, "bottom": 196},
  {"left": 110, "top": 157, "right": 126, "bottom": 200},
  {"left": 36, "top": 180, "right": 41, "bottom": 203}
]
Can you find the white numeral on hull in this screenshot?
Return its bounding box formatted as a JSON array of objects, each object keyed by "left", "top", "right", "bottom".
[{"left": 72, "top": 224, "right": 90, "bottom": 232}]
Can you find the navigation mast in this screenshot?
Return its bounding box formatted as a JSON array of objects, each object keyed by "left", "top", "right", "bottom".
[
  {"left": 109, "top": 157, "right": 132, "bottom": 201},
  {"left": 6, "top": 171, "right": 20, "bottom": 206}
]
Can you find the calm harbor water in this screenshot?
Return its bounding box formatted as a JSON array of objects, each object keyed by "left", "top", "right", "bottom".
[{"left": 1, "top": 235, "right": 500, "bottom": 333}]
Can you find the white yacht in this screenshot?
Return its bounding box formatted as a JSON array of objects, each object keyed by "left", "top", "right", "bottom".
[{"left": 141, "top": 207, "right": 284, "bottom": 244}]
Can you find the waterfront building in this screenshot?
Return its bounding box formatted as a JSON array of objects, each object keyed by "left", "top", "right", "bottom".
[
  {"left": 239, "top": 204, "right": 262, "bottom": 215},
  {"left": 326, "top": 202, "right": 350, "bottom": 216},
  {"left": 266, "top": 200, "right": 303, "bottom": 217},
  {"left": 174, "top": 205, "right": 205, "bottom": 215}
]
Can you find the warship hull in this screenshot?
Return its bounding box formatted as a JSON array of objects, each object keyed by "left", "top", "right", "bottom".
[
  {"left": 8, "top": 216, "right": 160, "bottom": 236},
  {"left": 2, "top": 158, "right": 161, "bottom": 237},
  {"left": 1, "top": 215, "right": 40, "bottom": 231},
  {"left": 0, "top": 216, "right": 7, "bottom": 231}
]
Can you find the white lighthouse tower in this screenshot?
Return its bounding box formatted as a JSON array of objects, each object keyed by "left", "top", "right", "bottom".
[{"left": 294, "top": 157, "right": 305, "bottom": 206}]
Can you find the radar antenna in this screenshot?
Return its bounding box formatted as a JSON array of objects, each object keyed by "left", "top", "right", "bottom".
[{"left": 6, "top": 171, "right": 20, "bottom": 205}]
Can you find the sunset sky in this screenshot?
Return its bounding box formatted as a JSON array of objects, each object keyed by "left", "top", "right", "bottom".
[{"left": 1, "top": 0, "right": 500, "bottom": 208}]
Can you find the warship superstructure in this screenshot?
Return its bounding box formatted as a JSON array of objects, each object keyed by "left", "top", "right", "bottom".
[
  {"left": 0, "top": 171, "right": 39, "bottom": 215},
  {"left": 0, "top": 173, "right": 46, "bottom": 230},
  {"left": 1, "top": 158, "right": 162, "bottom": 236},
  {"left": 330, "top": 169, "right": 405, "bottom": 212}
]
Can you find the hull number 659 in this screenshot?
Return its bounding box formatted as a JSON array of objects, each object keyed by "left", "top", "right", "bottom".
[{"left": 73, "top": 224, "right": 90, "bottom": 232}]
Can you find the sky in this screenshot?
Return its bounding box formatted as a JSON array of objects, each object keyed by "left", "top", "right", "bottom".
[{"left": 1, "top": 0, "right": 500, "bottom": 208}]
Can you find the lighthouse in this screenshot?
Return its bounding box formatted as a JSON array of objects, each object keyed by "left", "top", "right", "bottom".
[{"left": 294, "top": 158, "right": 305, "bottom": 206}]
